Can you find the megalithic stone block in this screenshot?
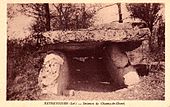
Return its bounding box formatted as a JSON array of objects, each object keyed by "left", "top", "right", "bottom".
[
  {"left": 104, "top": 44, "right": 127, "bottom": 88},
  {"left": 105, "top": 44, "right": 129, "bottom": 68},
  {"left": 104, "top": 43, "right": 140, "bottom": 88},
  {"left": 38, "top": 52, "right": 70, "bottom": 96}
]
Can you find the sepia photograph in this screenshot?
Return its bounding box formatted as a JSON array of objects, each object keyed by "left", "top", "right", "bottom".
[{"left": 6, "top": 3, "right": 165, "bottom": 101}]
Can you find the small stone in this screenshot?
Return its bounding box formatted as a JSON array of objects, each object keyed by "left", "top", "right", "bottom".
[
  {"left": 41, "top": 89, "right": 48, "bottom": 94},
  {"left": 63, "top": 90, "right": 75, "bottom": 96},
  {"left": 76, "top": 69, "right": 81, "bottom": 71},
  {"left": 123, "top": 68, "right": 140, "bottom": 86}
]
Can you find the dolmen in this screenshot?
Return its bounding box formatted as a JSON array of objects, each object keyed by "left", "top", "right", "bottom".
[{"left": 38, "top": 22, "right": 151, "bottom": 95}]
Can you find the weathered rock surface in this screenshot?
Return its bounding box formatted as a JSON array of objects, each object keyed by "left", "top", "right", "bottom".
[
  {"left": 126, "top": 40, "right": 150, "bottom": 65},
  {"left": 38, "top": 22, "right": 149, "bottom": 93},
  {"left": 38, "top": 52, "right": 70, "bottom": 95},
  {"left": 123, "top": 66, "right": 140, "bottom": 86},
  {"left": 105, "top": 44, "right": 129, "bottom": 68},
  {"left": 104, "top": 44, "right": 140, "bottom": 88},
  {"left": 43, "top": 28, "right": 150, "bottom": 43}
]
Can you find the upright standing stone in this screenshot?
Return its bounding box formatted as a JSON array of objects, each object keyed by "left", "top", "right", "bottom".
[
  {"left": 38, "top": 52, "right": 70, "bottom": 95},
  {"left": 104, "top": 43, "right": 140, "bottom": 88}
]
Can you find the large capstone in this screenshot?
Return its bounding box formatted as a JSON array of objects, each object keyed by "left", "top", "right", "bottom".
[
  {"left": 43, "top": 27, "right": 150, "bottom": 43},
  {"left": 38, "top": 52, "right": 71, "bottom": 95}
]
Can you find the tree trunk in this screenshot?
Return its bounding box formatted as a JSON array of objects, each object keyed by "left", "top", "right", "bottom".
[
  {"left": 148, "top": 21, "right": 154, "bottom": 52},
  {"left": 58, "top": 4, "right": 63, "bottom": 30},
  {"left": 157, "top": 27, "right": 162, "bottom": 48},
  {"left": 44, "top": 3, "right": 51, "bottom": 31},
  {"left": 81, "top": 4, "right": 86, "bottom": 28},
  {"left": 117, "top": 3, "right": 123, "bottom": 23},
  {"left": 76, "top": 15, "right": 79, "bottom": 29}
]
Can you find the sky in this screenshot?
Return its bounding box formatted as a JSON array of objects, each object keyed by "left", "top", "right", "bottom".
[
  {"left": 8, "top": 15, "right": 34, "bottom": 40},
  {"left": 7, "top": 4, "right": 35, "bottom": 40},
  {"left": 93, "top": 3, "right": 131, "bottom": 25}
]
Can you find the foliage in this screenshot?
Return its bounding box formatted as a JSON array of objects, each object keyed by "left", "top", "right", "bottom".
[
  {"left": 20, "top": 3, "right": 96, "bottom": 32},
  {"left": 126, "top": 3, "right": 162, "bottom": 30},
  {"left": 51, "top": 3, "right": 96, "bottom": 30},
  {"left": 126, "top": 3, "right": 164, "bottom": 52},
  {"left": 20, "top": 3, "right": 51, "bottom": 32},
  {"left": 8, "top": 3, "right": 97, "bottom": 46},
  {"left": 7, "top": 39, "right": 46, "bottom": 100}
]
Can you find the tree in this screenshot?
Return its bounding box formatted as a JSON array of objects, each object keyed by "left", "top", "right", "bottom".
[
  {"left": 7, "top": 4, "right": 18, "bottom": 20},
  {"left": 157, "top": 16, "right": 165, "bottom": 48},
  {"left": 126, "top": 3, "right": 162, "bottom": 51},
  {"left": 117, "top": 3, "right": 123, "bottom": 23},
  {"left": 21, "top": 3, "right": 51, "bottom": 32},
  {"left": 19, "top": 4, "right": 51, "bottom": 47},
  {"left": 52, "top": 3, "right": 96, "bottom": 30},
  {"left": 44, "top": 4, "right": 51, "bottom": 31},
  {"left": 21, "top": 3, "right": 97, "bottom": 31},
  {"left": 13, "top": 3, "right": 98, "bottom": 46}
]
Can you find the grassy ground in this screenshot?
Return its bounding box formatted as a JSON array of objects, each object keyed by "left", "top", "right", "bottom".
[{"left": 7, "top": 44, "right": 165, "bottom": 100}]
